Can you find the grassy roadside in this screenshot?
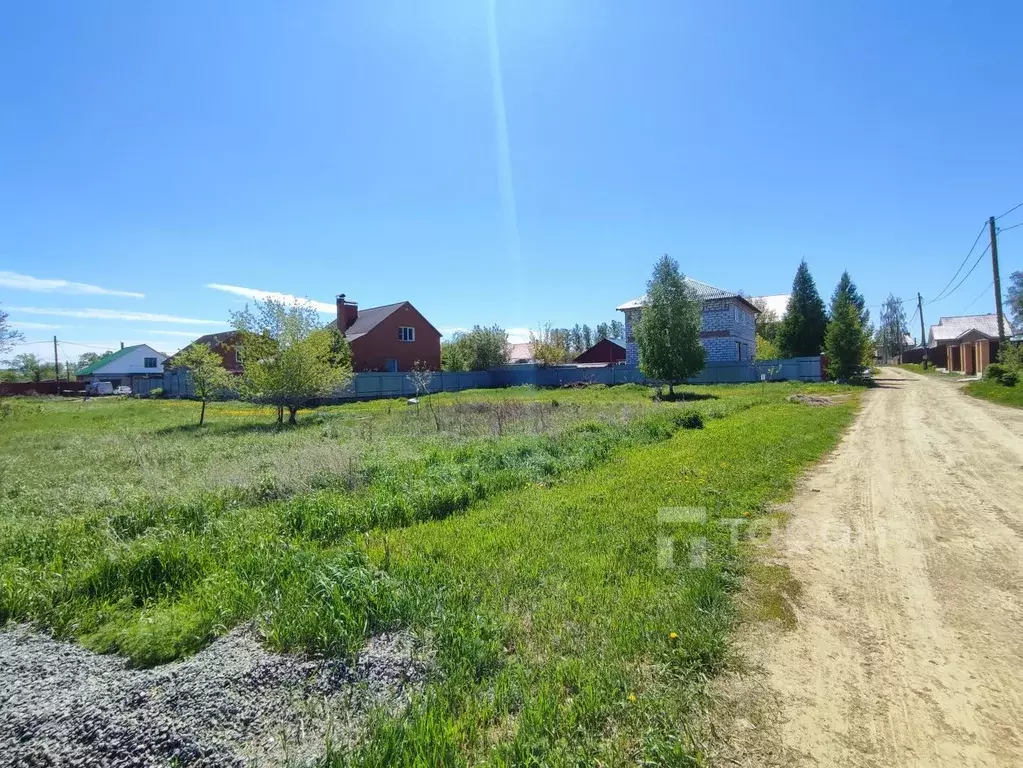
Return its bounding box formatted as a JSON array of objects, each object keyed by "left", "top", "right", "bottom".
[
  {"left": 335, "top": 394, "right": 860, "bottom": 765},
  {"left": 963, "top": 379, "right": 1023, "bottom": 408}
]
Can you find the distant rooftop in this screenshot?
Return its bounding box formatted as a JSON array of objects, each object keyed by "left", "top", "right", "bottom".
[{"left": 506, "top": 341, "right": 533, "bottom": 363}]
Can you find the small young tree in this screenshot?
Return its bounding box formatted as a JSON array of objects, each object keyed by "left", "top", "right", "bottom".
[
  {"left": 824, "top": 294, "right": 867, "bottom": 380},
  {"left": 408, "top": 359, "right": 441, "bottom": 430},
  {"left": 0, "top": 305, "right": 24, "bottom": 356},
  {"left": 231, "top": 298, "right": 353, "bottom": 425},
  {"left": 777, "top": 260, "right": 828, "bottom": 357},
  {"left": 529, "top": 323, "right": 571, "bottom": 366},
  {"left": 634, "top": 254, "right": 705, "bottom": 395},
  {"left": 581, "top": 324, "right": 593, "bottom": 350},
  {"left": 174, "top": 342, "right": 233, "bottom": 426},
  {"left": 753, "top": 338, "right": 782, "bottom": 390}
]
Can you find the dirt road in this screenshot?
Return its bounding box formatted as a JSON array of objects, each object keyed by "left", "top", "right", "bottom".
[{"left": 723, "top": 367, "right": 1023, "bottom": 767}]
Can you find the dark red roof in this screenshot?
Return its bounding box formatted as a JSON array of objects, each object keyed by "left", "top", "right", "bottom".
[{"left": 330, "top": 301, "right": 442, "bottom": 339}]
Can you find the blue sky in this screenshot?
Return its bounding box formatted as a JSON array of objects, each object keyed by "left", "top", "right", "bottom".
[{"left": 2, "top": 0, "right": 1022, "bottom": 360}]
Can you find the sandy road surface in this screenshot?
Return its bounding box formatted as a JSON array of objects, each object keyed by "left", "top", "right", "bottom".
[{"left": 722, "top": 367, "right": 1023, "bottom": 767}]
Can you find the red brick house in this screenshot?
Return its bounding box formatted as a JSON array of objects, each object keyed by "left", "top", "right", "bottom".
[
  {"left": 332, "top": 295, "right": 442, "bottom": 372},
  {"left": 575, "top": 337, "right": 626, "bottom": 364},
  {"left": 165, "top": 331, "right": 244, "bottom": 373}
]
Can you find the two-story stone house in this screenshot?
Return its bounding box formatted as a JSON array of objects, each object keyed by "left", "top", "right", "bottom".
[{"left": 617, "top": 279, "right": 759, "bottom": 365}]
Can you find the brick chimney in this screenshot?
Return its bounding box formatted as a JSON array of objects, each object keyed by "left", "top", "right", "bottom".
[{"left": 336, "top": 294, "right": 358, "bottom": 331}]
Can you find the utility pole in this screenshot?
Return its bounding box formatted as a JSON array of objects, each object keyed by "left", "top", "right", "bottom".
[
  {"left": 53, "top": 335, "right": 60, "bottom": 395},
  {"left": 918, "top": 293, "right": 928, "bottom": 369},
  {"left": 990, "top": 216, "right": 1007, "bottom": 342}
]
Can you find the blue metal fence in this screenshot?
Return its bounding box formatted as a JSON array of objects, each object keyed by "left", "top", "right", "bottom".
[{"left": 153, "top": 357, "right": 821, "bottom": 401}]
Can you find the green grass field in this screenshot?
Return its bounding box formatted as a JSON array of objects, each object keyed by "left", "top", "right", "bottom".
[
  {"left": 963, "top": 379, "right": 1023, "bottom": 408},
  {"left": 0, "top": 382, "right": 859, "bottom": 764}
]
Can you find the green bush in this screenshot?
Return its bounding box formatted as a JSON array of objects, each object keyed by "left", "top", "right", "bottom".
[
  {"left": 984, "top": 363, "right": 1006, "bottom": 381},
  {"left": 674, "top": 411, "right": 705, "bottom": 430},
  {"left": 148, "top": 387, "right": 164, "bottom": 399},
  {"left": 997, "top": 341, "right": 1022, "bottom": 372},
  {"left": 1000, "top": 371, "right": 1018, "bottom": 387}
]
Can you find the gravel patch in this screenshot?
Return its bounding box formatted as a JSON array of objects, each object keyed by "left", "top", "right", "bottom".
[
  {"left": 0, "top": 625, "right": 427, "bottom": 767},
  {"left": 786, "top": 394, "right": 835, "bottom": 407}
]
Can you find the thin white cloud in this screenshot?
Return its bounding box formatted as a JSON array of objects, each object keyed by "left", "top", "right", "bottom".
[
  {"left": 10, "top": 320, "right": 62, "bottom": 329},
  {"left": 437, "top": 325, "right": 469, "bottom": 337},
  {"left": 0, "top": 271, "right": 144, "bottom": 298},
  {"left": 9, "top": 307, "right": 223, "bottom": 325},
  {"left": 141, "top": 329, "right": 217, "bottom": 337},
  {"left": 206, "top": 283, "right": 335, "bottom": 314}
]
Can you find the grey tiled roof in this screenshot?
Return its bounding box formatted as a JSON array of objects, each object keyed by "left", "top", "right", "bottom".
[{"left": 928, "top": 314, "right": 1015, "bottom": 344}]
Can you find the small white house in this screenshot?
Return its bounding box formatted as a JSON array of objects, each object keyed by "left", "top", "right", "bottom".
[{"left": 76, "top": 344, "right": 168, "bottom": 388}]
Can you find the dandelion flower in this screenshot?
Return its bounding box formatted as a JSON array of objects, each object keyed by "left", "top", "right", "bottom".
[
  {"left": 669, "top": 632, "right": 679, "bottom": 640},
  {"left": 627, "top": 693, "right": 637, "bottom": 702}
]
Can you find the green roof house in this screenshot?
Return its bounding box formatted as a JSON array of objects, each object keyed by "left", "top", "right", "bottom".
[{"left": 76, "top": 343, "right": 168, "bottom": 387}]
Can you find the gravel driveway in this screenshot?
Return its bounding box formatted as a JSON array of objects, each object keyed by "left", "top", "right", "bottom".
[{"left": 0, "top": 625, "right": 426, "bottom": 767}]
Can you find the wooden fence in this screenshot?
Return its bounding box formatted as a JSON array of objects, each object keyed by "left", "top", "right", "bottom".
[{"left": 0, "top": 380, "right": 87, "bottom": 396}]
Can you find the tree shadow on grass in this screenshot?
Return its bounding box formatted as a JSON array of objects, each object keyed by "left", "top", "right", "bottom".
[
  {"left": 155, "top": 420, "right": 317, "bottom": 436},
  {"left": 652, "top": 391, "right": 719, "bottom": 403}
]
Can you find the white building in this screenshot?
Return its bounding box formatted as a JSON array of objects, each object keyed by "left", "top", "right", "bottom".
[{"left": 76, "top": 344, "right": 167, "bottom": 388}]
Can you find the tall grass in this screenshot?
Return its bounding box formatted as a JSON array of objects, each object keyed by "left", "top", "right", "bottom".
[
  {"left": 0, "top": 388, "right": 658, "bottom": 521},
  {"left": 0, "top": 392, "right": 723, "bottom": 665}
]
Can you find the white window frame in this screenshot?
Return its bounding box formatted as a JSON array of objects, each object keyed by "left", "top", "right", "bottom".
[{"left": 398, "top": 326, "right": 415, "bottom": 342}]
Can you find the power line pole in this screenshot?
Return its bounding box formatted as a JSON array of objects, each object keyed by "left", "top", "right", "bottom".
[
  {"left": 990, "top": 216, "right": 1007, "bottom": 342},
  {"left": 918, "top": 293, "right": 928, "bottom": 369},
  {"left": 53, "top": 335, "right": 60, "bottom": 395}
]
